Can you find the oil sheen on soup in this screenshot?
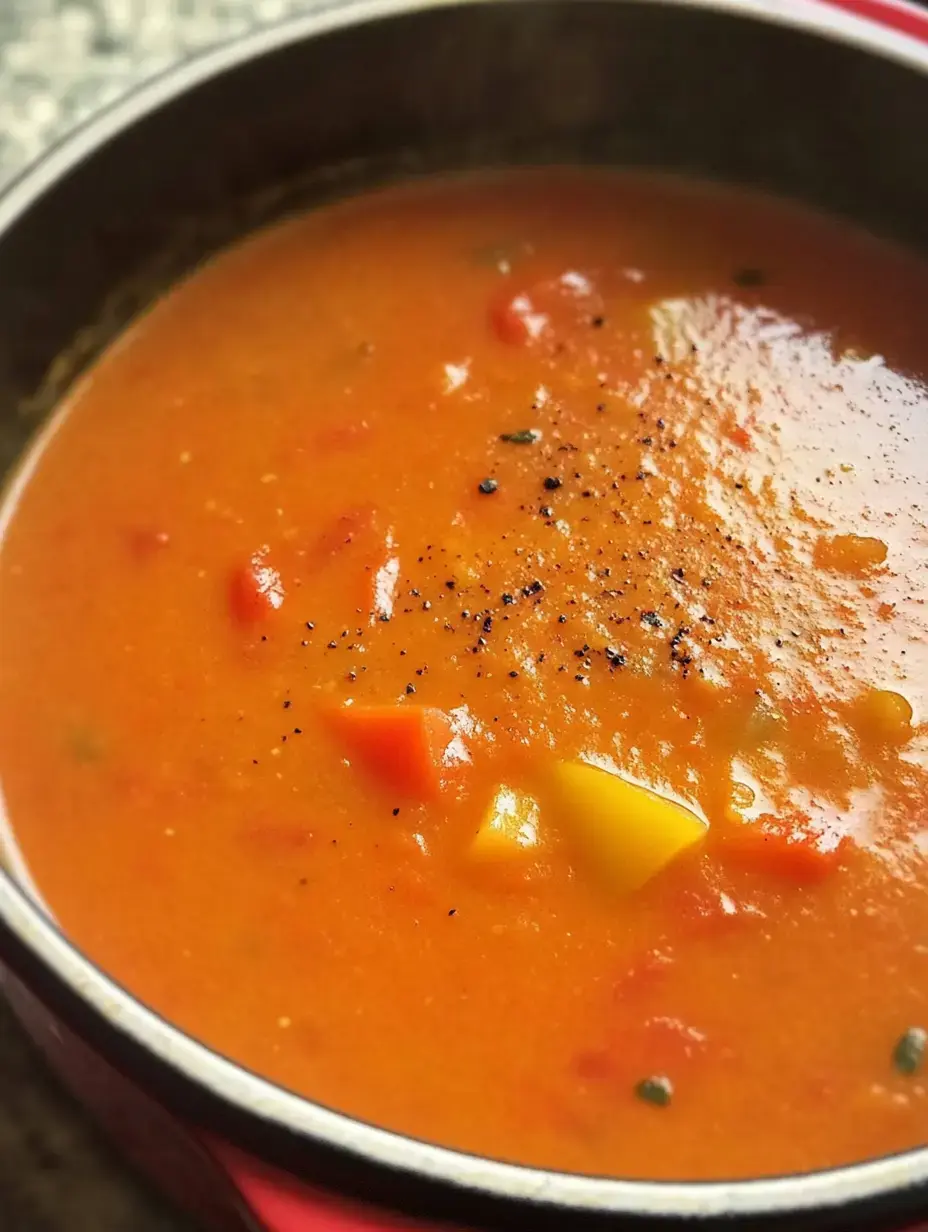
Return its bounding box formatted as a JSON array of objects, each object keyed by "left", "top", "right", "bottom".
[{"left": 0, "top": 171, "right": 926, "bottom": 1181}]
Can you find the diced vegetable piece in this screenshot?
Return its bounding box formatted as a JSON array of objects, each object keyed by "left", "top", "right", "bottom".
[
  {"left": 892, "top": 1027, "right": 926, "bottom": 1076},
  {"left": 489, "top": 289, "right": 549, "bottom": 346},
  {"left": 549, "top": 761, "right": 706, "bottom": 894},
  {"left": 326, "top": 704, "right": 461, "bottom": 799},
  {"left": 488, "top": 269, "right": 600, "bottom": 348},
  {"left": 309, "top": 505, "right": 379, "bottom": 566},
  {"left": 229, "top": 550, "right": 285, "bottom": 624},
  {"left": 814, "top": 533, "right": 887, "bottom": 576},
  {"left": 127, "top": 527, "right": 170, "bottom": 561},
  {"left": 720, "top": 810, "right": 847, "bottom": 882},
  {"left": 471, "top": 785, "right": 540, "bottom": 861},
  {"left": 851, "top": 688, "right": 913, "bottom": 747}
]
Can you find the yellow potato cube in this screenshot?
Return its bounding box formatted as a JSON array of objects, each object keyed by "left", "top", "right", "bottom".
[
  {"left": 852, "top": 688, "right": 913, "bottom": 747},
  {"left": 471, "top": 785, "right": 540, "bottom": 862},
  {"left": 549, "top": 761, "right": 706, "bottom": 894}
]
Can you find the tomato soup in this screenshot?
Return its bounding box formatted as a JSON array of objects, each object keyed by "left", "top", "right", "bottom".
[{"left": 0, "top": 170, "right": 926, "bottom": 1181}]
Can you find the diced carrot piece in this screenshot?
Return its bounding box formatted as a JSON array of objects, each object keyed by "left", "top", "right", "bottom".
[
  {"left": 325, "top": 704, "right": 465, "bottom": 799},
  {"left": 229, "top": 550, "right": 285, "bottom": 624},
  {"left": 720, "top": 810, "right": 847, "bottom": 882}
]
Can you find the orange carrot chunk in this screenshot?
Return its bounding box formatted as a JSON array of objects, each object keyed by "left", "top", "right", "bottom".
[
  {"left": 721, "top": 810, "right": 847, "bottom": 882},
  {"left": 326, "top": 704, "right": 462, "bottom": 799}
]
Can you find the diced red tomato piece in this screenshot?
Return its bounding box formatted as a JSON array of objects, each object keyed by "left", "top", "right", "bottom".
[
  {"left": 308, "top": 505, "right": 379, "bottom": 567},
  {"left": 488, "top": 268, "right": 602, "bottom": 348},
  {"left": 649, "top": 852, "right": 761, "bottom": 939},
  {"left": 239, "top": 817, "right": 314, "bottom": 856},
  {"left": 313, "top": 419, "right": 371, "bottom": 455},
  {"left": 127, "top": 527, "right": 170, "bottom": 561},
  {"left": 720, "top": 810, "right": 848, "bottom": 882},
  {"left": 489, "top": 288, "right": 549, "bottom": 346},
  {"left": 325, "top": 704, "right": 465, "bottom": 799},
  {"left": 628, "top": 1015, "right": 710, "bottom": 1074},
  {"left": 575, "top": 1015, "right": 711, "bottom": 1094},
  {"left": 613, "top": 948, "right": 676, "bottom": 1005},
  {"left": 229, "top": 549, "right": 285, "bottom": 624}
]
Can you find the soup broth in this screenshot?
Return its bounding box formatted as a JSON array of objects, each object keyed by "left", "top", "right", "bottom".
[{"left": 0, "top": 170, "right": 926, "bottom": 1180}]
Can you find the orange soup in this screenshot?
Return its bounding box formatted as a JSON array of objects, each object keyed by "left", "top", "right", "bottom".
[{"left": 0, "top": 170, "right": 926, "bottom": 1181}]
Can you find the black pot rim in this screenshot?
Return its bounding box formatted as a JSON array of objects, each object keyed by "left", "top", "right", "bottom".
[{"left": 0, "top": 0, "right": 927, "bottom": 1224}]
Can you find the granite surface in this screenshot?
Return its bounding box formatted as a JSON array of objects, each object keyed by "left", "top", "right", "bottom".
[{"left": 0, "top": 8, "right": 325, "bottom": 1230}]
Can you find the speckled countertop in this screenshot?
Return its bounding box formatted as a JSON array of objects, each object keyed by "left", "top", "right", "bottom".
[{"left": 0, "top": 8, "right": 327, "bottom": 1229}]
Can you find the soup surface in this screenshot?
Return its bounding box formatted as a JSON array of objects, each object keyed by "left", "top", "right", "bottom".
[{"left": 0, "top": 171, "right": 926, "bottom": 1180}]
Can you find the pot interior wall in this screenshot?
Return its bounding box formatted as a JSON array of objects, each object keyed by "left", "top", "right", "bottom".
[{"left": 0, "top": 0, "right": 925, "bottom": 472}]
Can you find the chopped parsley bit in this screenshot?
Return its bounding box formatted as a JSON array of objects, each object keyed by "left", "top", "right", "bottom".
[
  {"left": 522, "top": 580, "right": 544, "bottom": 597},
  {"left": 448, "top": 908, "right": 457, "bottom": 917},
  {"left": 392, "top": 807, "right": 400, "bottom": 817},
  {"left": 539, "top": 505, "right": 553, "bottom": 518},
  {"left": 327, "top": 640, "right": 338, "bottom": 649},
  {"left": 591, "top": 315, "right": 605, "bottom": 328},
  {"left": 892, "top": 1026, "right": 926, "bottom": 1075},
  {"left": 502, "top": 593, "right": 515, "bottom": 605},
  {"left": 635, "top": 1075, "right": 673, "bottom": 1107},
  {"left": 558, "top": 614, "right": 567, "bottom": 624},
  {"left": 543, "top": 476, "right": 562, "bottom": 491},
  {"left": 641, "top": 610, "right": 663, "bottom": 628},
  {"left": 733, "top": 267, "right": 766, "bottom": 287},
  {"left": 406, "top": 684, "right": 416, "bottom": 695},
  {"left": 500, "top": 429, "right": 541, "bottom": 444},
  {"left": 305, "top": 621, "right": 315, "bottom": 630},
  {"left": 478, "top": 477, "right": 499, "bottom": 495},
  {"left": 509, "top": 670, "right": 519, "bottom": 679},
  {"left": 283, "top": 699, "right": 292, "bottom": 709}
]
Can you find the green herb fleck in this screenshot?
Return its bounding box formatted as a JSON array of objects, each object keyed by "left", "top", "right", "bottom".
[
  {"left": 635, "top": 1075, "right": 673, "bottom": 1107},
  {"left": 478, "top": 477, "right": 499, "bottom": 495},
  {"left": 499, "top": 429, "right": 541, "bottom": 445},
  {"left": 733, "top": 267, "right": 766, "bottom": 288},
  {"left": 892, "top": 1027, "right": 926, "bottom": 1075}
]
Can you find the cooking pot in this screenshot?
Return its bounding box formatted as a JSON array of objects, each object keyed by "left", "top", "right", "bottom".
[{"left": 0, "top": 1, "right": 926, "bottom": 1228}]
